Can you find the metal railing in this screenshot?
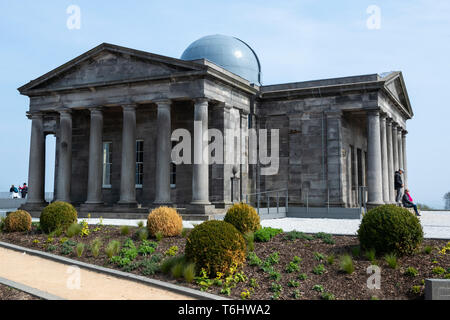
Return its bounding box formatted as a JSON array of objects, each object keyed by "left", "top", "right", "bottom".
[{"left": 245, "top": 189, "right": 289, "bottom": 215}]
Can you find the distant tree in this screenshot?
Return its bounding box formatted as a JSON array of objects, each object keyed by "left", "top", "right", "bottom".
[
  {"left": 444, "top": 192, "right": 450, "bottom": 210},
  {"left": 417, "top": 203, "right": 434, "bottom": 211}
]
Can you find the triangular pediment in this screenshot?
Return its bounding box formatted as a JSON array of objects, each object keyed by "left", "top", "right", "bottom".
[
  {"left": 380, "top": 72, "right": 413, "bottom": 118},
  {"left": 19, "top": 43, "right": 205, "bottom": 94}
]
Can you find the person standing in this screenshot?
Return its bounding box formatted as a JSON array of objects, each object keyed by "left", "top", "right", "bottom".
[
  {"left": 9, "top": 185, "right": 19, "bottom": 199},
  {"left": 402, "top": 189, "right": 421, "bottom": 217},
  {"left": 394, "top": 169, "right": 404, "bottom": 203},
  {"left": 19, "top": 183, "right": 28, "bottom": 199}
]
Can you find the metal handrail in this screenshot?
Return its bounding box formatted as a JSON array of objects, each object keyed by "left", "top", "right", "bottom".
[{"left": 245, "top": 189, "right": 289, "bottom": 215}]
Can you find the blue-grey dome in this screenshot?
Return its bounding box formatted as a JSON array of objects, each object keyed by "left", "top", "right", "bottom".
[{"left": 181, "top": 34, "right": 261, "bottom": 85}]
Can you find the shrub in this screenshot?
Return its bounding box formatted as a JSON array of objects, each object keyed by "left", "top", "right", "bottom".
[
  {"left": 165, "top": 246, "right": 179, "bottom": 256},
  {"left": 365, "top": 249, "right": 376, "bottom": 263},
  {"left": 411, "top": 285, "right": 422, "bottom": 294},
  {"left": 183, "top": 263, "right": 196, "bottom": 283},
  {"left": 138, "top": 240, "right": 158, "bottom": 256},
  {"left": 224, "top": 203, "right": 261, "bottom": 234},
  {"left": 286, "top": 261, "right": 300, "bottom": 273},
  {"left": 137, "top": 221, "right": 145, "bottom": 228},
  {"left": 3, "top": 210, "right": 32, "bottom": 232},
  {"left": 288, "top": 280, "right": 300, "bottom": 287},
  {"left": 244, "top": 232, "right": 255, "bottom": 252},
  {"left": 161, "top": 256, "right": 185, "bottom": 274},
  {"left": 185, "top": 220, "right": 246, "bottom": 276},
  {"left": 423, "top": 246, "right": 433, "bottom": 254},
  {"left": 432, "top": 266, "right": 446, "bottom": 275},
  {"left": 298, "top": 273, "right": 308, "bottom": 280},
  {"left": 147, "top": 206, "right": 182, "bottom": 237},
  {"left": 76, "top": 243, "right": 85, "bottom": 257},
  {"left": 254, "top": 227, "right": 283, "bottom": 242},
  {"left": 90, "top": 238, "right": 102, "bottom": 258},
  {"left": 136, "top": 228, "right": 148, "bottom": 241},
  {"left": 105, "top": 240, "right": 121, "bottom": 259},
  {"left": 339, "top": 255, "right": 354, "bottom": 274},
  {"left": 312, "top": 284, "right": 324, "bottom": 292},
  {"left": 141, "top": 259, "right": 160, "bottom": 276},
  {"left": 40, "top": 201, "right": 78, "bottom": 233},
  {"left": 357, "top": 205, "right": 423, "bottom": 256}
]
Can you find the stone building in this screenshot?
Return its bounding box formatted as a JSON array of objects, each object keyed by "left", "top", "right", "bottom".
[{"left": 19, "top": 35, "right": 413, "bottom": 218}]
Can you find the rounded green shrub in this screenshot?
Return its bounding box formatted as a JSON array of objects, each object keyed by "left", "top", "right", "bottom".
[
  {"left": 357, "top": 204, "right": 423, "bottom": 256},
  {"left": 4, "top": 210, "right": 32, "bottom": 232},
  {"left": 185, "top": 220, "right": 246, "bottom": 276},
  {"left": 40, "top": 201, "right": 78, "bottom": 234},
  {"left": 224, "top": 203, "right": 261, "bottom": 234}
]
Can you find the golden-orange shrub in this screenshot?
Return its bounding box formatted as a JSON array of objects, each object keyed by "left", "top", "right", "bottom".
[
  {"left": 147, "top": 206, "right": 183, "bottom": 237},
  {"left": 4, "top": 210, "right": 32, "bottom": 232}
]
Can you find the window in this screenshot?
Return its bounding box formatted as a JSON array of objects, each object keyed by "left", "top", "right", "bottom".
[
  {"left": 170, "top": 141, "right": 177, "bottom": 188},
  {"left": 102, "top": 142, "right": 112, "bottom": 188},
  {"left": 136, "top": 140, "right": 144, "bottom": 187}
]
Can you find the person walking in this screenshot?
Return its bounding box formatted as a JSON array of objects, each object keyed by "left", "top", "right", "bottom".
[
  {"left": 19, "top": 183, "right": 28, "bottom": 199},
  {"left": 402, "top": 189, "right": 421, "bottom": 217},
  {"left": 394, "top": 169, "right": 404, "bottom": 203},
  {"left": 9, "top": 185, "right": 19, "bottom": 199}
]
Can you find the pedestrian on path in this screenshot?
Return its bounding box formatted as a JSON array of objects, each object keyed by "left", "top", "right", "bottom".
[{"left": 394, "top": 169, "right": 404, "bottom": 203}]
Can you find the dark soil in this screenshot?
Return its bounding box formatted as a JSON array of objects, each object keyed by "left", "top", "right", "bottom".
[
  {"left": 1, "top": 225, "right": 449, "bottom": 300},
  {"left": 0, "top": 283, "right": 40, "bottom": 300}
]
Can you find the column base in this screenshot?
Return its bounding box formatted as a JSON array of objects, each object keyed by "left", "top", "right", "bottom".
[
  {"left": 81, "top": 202, "right": 105, "bottom": 211},
  {"left": 153, "top": 201, "right": 173, "bottom": 207},
  {"left": 115, "top": 201, "right": 138, "bottom": 209},
  {"left": 185, "top": 204, "right": 216, "bottom": 215},
  {"left": 366, "top": 202, "right": 385, "bottom": 210}
]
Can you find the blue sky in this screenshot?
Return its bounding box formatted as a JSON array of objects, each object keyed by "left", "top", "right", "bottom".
[{"left": 0, "top": 0, "right": 449, "bottom": 208}]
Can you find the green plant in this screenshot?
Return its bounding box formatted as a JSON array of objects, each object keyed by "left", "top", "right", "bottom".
[
  {"left": 411, "top": 285, "right": 422, "bottom": 294},
  {"left": 327, "top": 255, "right": 335, "bottom": 265},
  {"left": 321, "top": 292, "right": 336, "bottom": 300},
  {"left": 293, "top": 289, "right": 301, "bottom": 299},
  {"left": 161, "top": 255, "right": 185, "bottom": 274},
  {"left": 155, "top": 231, "right": 164, "bottom": 242},
  {"left": 254, "top": 227, "right": 283, "bottom": 242},
  {"left": 423, "top": 246, "right": 433, "bottom": 254},
  {"left": 171, "top": 261, "right": 185, "bottom": 279},
  {"left": 244, "top": 231, "right": 255, "bottom": 252},
  {"left": 404, "top": 267, "right": 419, "bottom": 277},
  {"left": 147, "top": 206, "right": 183, "bottom": 237},
  {"left": 240, "top": 289, "right": 252, "bottom": 300},
  {"left": 185, "top": 220, "right": 246, "bottom": 276},
  {"left": 181, "top": 228, "right": 191, "bottom": 238},
  {"left": 105, "top": 240, "right": 121, "bottom": 258},
  {"left": 136, "top": 228, "right": 149, "bottom": 241},
  {"left": 339, "top": 255, "right": 354, "bottom": 274},
  {"left": 40, "top": 201, "right": 78, "bottom": 233},
  {"left": 314, "top": 232, "right": 335, "bottom": 244},
  {"left": 271, "top": 282, "right": 283, "bottom": 293},
  {"left": 365, "top": 249, "right": 377, "bottom": 263},
  {"left": 312, "top": 284, "right": 324, "bottom": 292},
  {"left": 137, "top": 221, "right": 145, "bottom": 228},
  {"left": 284, "top": 230, "right": 313, "bottom": 241},
  {"left": 164, "top": 246, "right": 179, "bottom": 256},
  {"left": 286, "top": 261, "right": 300, "bottom": 273},
  {"left": 141, "top": 259, "right": 160, "bottom": 276},
  {"left": 249, "top": 278, "right": 259, "bottom": 288},
  {"left": 247, "top": 252, "right": 263, "bottom": 266},
  {"left": 312, "top": 264, "right": 326, "bottom": 275},
  {"left": 269, "top": 270, "right": 281, "bottom": 281},
  {"left": 298, "top": 273, "right": 308, "bottom": 280},
  {"left": 120, "top": 225, "right": 130, "bottom": 236},
  {"left": 314, "top": 252, "right": 325, "bottom": 261},
  {"left": 80, "top": 219, "right": 89, "bottom": 237},
  {"left": 183, "top": 263, "right": 196, "bottom": 283},
  {"left": 357, "top": 204, "right": 424, "bottom": 256},
  {"left": 288, "top": 280, "right": 300, "bottom": 287},
  {"left": 351, "top": 245, "right": 361, "bottom": 257},
  {"left": 384, "top": 253, "right": 398, "bottom": 269},
  {"left": 90, "top": 238, "right": 102, "bottom": 258},
  {"left": 224, "top": 203, "right": 261, "bottom": 234},
  {"left": 66, "top": 223, "right": 82, "bottom": 238},
  {"left": 3, "top": 210, "right": 32, "bottom": 232},
  {"left": 138, "top": 240, "right": 158, "bottom": 256},
  {"left": 76, "top": 242, "right": 85, "bottom": 257},
  {"left": 432, "top": 266, "right": 446, "bottom": 275}
]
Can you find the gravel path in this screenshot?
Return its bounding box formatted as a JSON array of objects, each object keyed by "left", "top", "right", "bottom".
[{"left": 33, "top": 210, "right": 448, "bottom": 240}]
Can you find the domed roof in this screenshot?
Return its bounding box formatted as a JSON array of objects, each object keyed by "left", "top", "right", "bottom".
[{"left": 181, "top": 34, "right": 261, "bottom": 85}]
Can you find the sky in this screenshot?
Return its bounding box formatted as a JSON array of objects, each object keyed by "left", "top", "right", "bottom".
[{"left": 0, "top": 0, "right": 449, "bottom": 208}]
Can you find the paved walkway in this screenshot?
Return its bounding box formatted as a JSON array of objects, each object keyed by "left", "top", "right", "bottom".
[{"left": 0, "top": 247, "right": 193, "bottom": 300}]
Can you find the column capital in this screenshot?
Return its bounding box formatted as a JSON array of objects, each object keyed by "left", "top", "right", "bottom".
[
  {"left": 402, "top": 129, "right": 408, "bottom": 136},
  {"left": 367, "top": 109, "right": 380, "bottom": 117},
  {"left": 122, "top": 103, "right": 137, "bottom": 111},
  {"left": 193, "top": 97, "right": 209, "bottom": 105},
  {"left": 27, "top": 112, "right": 44, "bottom": 120},
  {"left": 397, "top": 125, "right": 404, "bottom": 133},
  {"left": 386, "top": 117, "right": 394, "bottom": 124},
  {"left": 89, "top": 107, "right": 103, "bottom": 115},
  {"left": 379, "top": 112, "right": 388, "bottom": 119},
  {"left": 58, "top": 109, "right": 72, "bottom": 117},
  {"left": 154, "top": 100, "right": 172, "bottom": 110}
]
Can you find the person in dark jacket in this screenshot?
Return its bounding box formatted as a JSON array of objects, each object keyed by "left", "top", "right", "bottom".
[
  {"left": 402, "top": 189, "right": 420, "bottom": 216},
  {"left": 394, "top": 169, "right": 404, "bottom": 203},
  {"left": 19, "top": 183, "right": 28, "bottom": 199}
]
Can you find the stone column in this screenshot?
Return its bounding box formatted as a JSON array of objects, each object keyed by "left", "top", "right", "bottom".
[
  {"left": 402, "top": 130, "right": 408, "bottom": 188},
  {"left": 386, "top": 118, "right": 395, "bottom": 203},
  {"left": 380, "top": 114, "right": 389, "bottom": 203},
  {"left": 397, "top": 127, "right": 404, "bottom": 171},
  {"left": 118, "top": 104, "right": 137, "bottom": 206},
  {"left": 26, "top": 113, "right": 46, "bottom": 205},
  {"left": 366, "top": 110, "right": 384, "bottom": 206},
  {"left": 85, "top": 108, "right": 104, "bottom": 205},
  {"left": 56, "top": 110, "right": 72, "bottom": 202},
  {"left": 392, "top": 123, "right": 399, "bottom": 172},
  {"left": 191, "top": 98, "right": 210, "bottom": 205},
  {"left": 154, "top": 100, "right": 172, "bottom": 205}
]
